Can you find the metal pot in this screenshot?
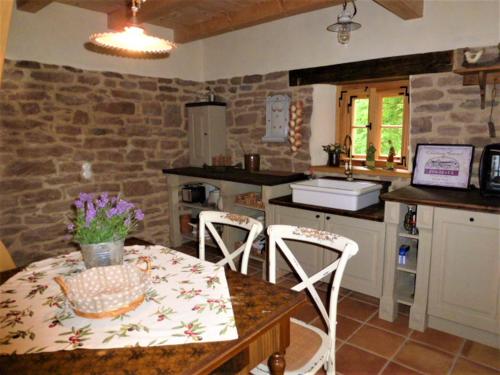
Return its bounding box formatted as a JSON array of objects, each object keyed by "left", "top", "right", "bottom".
[
  {"left": 80, "top": 239, "right": 124, "bottom": 268},
  {"left": 244, "top": 154, "right": 260, "bottom": 172}
]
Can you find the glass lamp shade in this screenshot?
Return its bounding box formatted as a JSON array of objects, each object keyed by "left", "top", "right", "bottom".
[{"left": 89, "top": 26, "right": 176, "bottom": 56}]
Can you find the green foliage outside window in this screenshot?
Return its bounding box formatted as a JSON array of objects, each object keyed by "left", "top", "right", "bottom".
[{"left": 351, "top": 96, "right": 404, "bottom": 157}]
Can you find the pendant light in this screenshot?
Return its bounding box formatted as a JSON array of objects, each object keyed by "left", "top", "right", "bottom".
[
  {"left": 327, "top": 0, "right": 361, "bottom": 45},
  {"left": 89, "top": 0, "right": 176, "bottom": 58}
]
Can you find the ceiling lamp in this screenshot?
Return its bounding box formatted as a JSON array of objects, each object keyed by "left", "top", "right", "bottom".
[
  {"left": 89, "top": 0, "right": 176, "bottom": 58},
  {"left": 326, "top": 0, "right": 361, "bottom": 45}
]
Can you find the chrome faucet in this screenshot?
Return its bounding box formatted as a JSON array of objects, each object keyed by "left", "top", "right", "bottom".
[{"left": 343, "top": 135, "right": 354, "bottom": 181}]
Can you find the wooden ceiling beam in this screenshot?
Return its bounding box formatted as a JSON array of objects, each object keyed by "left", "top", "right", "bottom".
[
  {"left": 108, "top": 0, "right": 196, "bottom": 30},
  {"left": 16, "top": 0, "right": 54, "bottom": 12},
  {"left": 174, "top": 0, "right": 344, "bottom": 44},
  {"left": 372, "top": 0, "right": 423, "bottom": 20}
]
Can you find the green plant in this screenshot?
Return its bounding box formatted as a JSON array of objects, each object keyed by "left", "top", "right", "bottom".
[
  {"left": 67, "top": 193, "right": 144, "bottom": 245},
  {"left": 322, "top": 143, "right": 342, "bottom": 153}
]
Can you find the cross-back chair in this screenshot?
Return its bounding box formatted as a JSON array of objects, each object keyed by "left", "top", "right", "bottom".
[
  {"left": 251, "top": 224, "right": 359, "bottom": 375},
  {"left": 198, "top": 211, "right": 263, "bottom": 274}
]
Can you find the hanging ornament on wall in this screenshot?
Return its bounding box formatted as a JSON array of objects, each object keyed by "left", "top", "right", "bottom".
[{"left": 289, "top": 100, "right": 304, "bottom": 153}]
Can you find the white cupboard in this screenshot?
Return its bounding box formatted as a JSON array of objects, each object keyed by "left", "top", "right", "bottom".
[
  {"left": 270, "top": 204, "right": 385, "bottom": 297},
  {"left": 187, "top": 103, "right": 226, "bottom": 167},
  {"left": 428, "top": 207, "right": 500, "bottom": 336}
]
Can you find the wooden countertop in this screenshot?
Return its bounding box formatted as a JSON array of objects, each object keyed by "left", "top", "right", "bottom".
[
  {"left": 163, "top": 167, "right": 307, "bottom": 186},
  {"left": 269, "top": 195, "right": 385, "bottom": 222},
  {"left": 381, "top": 186, "right": 500, "bottom": 214}
]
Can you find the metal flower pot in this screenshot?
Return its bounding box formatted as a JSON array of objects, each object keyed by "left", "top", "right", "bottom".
[{"left": 80, "top": 239, "right": 124, "bottom": 268}]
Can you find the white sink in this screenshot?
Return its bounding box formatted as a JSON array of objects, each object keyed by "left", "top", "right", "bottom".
[{"left": 290, "top": 179, "right": 382, "bottom": 211}]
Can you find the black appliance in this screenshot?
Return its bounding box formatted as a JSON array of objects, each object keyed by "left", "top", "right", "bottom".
[
  {"left": 182, "top": 184, "right": 206, "bottom": 203},
  {"left": 479, "top": 143, "right": 500, "bottom": 196}
]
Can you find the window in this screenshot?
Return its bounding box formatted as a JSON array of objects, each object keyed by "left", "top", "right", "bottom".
[{"left": 336, "top": 80, "right": 409, "bottom": 167}]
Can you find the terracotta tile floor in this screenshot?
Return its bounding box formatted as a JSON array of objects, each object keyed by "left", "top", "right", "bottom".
[{"left": 174, "top": 243, "right": 500, "bottom": 374}]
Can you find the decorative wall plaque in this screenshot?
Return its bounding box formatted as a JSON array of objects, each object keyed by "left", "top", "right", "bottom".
[{"left": 262, "top": 95, "right": 290, "bottom": 142}]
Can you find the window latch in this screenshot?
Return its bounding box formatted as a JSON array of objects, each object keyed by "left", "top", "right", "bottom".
[{"left": 365, "top": 122, "right": 372, "bottom": 130}]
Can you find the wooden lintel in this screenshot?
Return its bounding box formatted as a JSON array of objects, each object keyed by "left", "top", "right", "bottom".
[
  {"left": 174, "top": 0, "right": 343, "bottom": 44},
  {"left": 289, "top": 51, "right": 454, "bottom": 86},
  {"left": 16, "top": 0, "right": 53, "bottom": 13},
  {"left": 373, "top": 0, "right": 423, "bottom": 20}
]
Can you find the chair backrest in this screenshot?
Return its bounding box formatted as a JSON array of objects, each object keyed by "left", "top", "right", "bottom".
[
  {"left": 199, "top": 211, "right": 263, "bottom": 274},
  {"left": 267, "top": 224, "right": 358, "bottom": 334},
  {"left": 0, "top": 240, "right": 16, "bottom": 272}
]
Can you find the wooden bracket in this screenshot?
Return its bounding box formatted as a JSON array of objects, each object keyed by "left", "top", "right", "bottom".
[
  {"left": 399, "top": 86, "right": 409, "bottom": 98},
  {"left": 347, "top": 95, "right": 358, "bottom": 112},
  {"left": 338, "top": 90, "right": 347, "bottom": 107}
]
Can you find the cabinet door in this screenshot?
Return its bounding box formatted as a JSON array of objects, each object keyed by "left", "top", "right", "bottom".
[
  {"left": 428, "top": 208, "right": 500, "bottom": 334},
  {"left": 324, "top": 215, "right": 385, "bottom": 297},
  {"left": 188, "top": 107, "right": 209, "bottom": 166},
  {"left": 272, "top": 205, "right": 324, "bottom": 277}
]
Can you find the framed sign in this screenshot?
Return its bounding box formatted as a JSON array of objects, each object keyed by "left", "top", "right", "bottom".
[
  {"left": 412, "top": 144, "right": 475, "bottom": 190},
  {"left": 262, "top": 95, "right": 290, "bottom": 142}
]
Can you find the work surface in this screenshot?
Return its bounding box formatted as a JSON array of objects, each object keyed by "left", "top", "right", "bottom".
[{"left": 163, "top": 167, "right": 307, "bottom": 186}]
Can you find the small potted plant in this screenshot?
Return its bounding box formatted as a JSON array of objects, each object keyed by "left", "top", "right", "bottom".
[
  {"left": 322, "top": 143, "right": 342, "bottom": 167},
  {"left": 67, "top": 192, "right": 144, "bottom": 269}
]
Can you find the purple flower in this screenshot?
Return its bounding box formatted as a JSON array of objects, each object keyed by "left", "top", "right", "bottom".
[
  {"left": 85, "top": 202, "right": 96, "bottom": 226},
  {"left": 124, "top": 217, "right": 132, "bottom": 227},
  {"left": 74, "top": 200, "right": 84, "bottom": 209},
  {"left": 116, "top": 199, "right": 134, "bottom": 215},
  {"left": 97, "top": 192, "right": 109, "bottom": 209},
  {"left": 106, "top": 207, "right": 118, "bottom": 218},
  {"left": 67, "top": 223, "right": 75, "bottom": 232},
  {"left": 134, "top": 209, "right": 144, "bottom": 221},
  {"left": 79, "top": 192, "right": 94, "bottom": 203}
]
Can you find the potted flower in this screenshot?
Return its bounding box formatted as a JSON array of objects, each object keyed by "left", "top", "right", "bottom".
[
  {"left": 67, "top": 192, "right": 144, "bottom": 268},
  {"left": 322, "top": 143, "right": 342, "bottom": 167}
]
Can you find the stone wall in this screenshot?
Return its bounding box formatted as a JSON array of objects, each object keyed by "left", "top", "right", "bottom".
[
  {"left": 0, "top": 60, "right": 312, "bottom": 266},
  {"left": 206, "top": 72, "right": 313, "bottom": 172},
  {"left": 0, "top": 59, "right": 203, "bottom": 266},
  {"left": 410, "top": 72, "right": 500, "bottom": 185}
]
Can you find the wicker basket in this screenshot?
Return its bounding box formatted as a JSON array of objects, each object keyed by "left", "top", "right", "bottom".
[{"left": 54, "top": 259, "right": 151, "bottom": 319}]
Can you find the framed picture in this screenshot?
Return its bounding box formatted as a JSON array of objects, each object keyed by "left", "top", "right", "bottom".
[{"left": 411, "top": 144, "right": 475, "bottom": 190}]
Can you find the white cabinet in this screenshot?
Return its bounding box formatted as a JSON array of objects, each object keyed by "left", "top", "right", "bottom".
[
  {"left": 270, "top": 205, "right": 385, "bottom": 297},
  {"left": 428, "top": 208, "right": 500, "bottom": 335},
  {"left": 187, "top": 103, "right": 226, "bottom": 167},
  {"left": 273, "top": 206, "right": 324, "bottom": 277},
  {"left": 324, "top": 215, "right": 385, "bottom": 298}
]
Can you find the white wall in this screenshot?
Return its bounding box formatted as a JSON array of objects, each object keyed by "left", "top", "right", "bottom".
[
  {"left": 6, "top": 2, "right": 204, "bottom": 81},
  {"left": 310, "top": 85, "right": 337, "bottom": 165},
  {"left": 202, "top": 0, "right": 499, "bottom": 80}
]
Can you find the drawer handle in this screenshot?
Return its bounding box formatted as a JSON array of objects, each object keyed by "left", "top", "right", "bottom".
[
  {"left": 469, "top": 217, "right": 474, "bottom": 222},
  {"left": 326, "top": 216, "right": 331, "bottom": 221},
  {"left": 315, "top": 214, "right": 320, "bottom": 219}
]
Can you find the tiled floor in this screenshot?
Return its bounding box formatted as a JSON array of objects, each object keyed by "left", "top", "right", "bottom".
[{"left": 175, "top": 243, "right": 500, "bottom": 375}]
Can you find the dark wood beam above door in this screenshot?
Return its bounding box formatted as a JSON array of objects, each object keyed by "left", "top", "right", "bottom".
[{"left": 289, "top": 50, "right": 453, "bottom": 86}]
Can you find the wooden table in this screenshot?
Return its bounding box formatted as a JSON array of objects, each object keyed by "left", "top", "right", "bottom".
[{"left": 0, "top": 262, "right": 306, "bottom": 374}]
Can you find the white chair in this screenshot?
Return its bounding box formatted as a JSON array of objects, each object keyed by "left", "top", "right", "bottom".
[
  {"left": 252, "top": 225, "right": 359, "bottom": 375},
  {"left": 198, "top": 211, "right": 263, "bottom": 274}
]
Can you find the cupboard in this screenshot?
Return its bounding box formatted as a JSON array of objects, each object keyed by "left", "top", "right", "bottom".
[
  {"left": 270, "top": 204, "right": 385, "bottom": 297},
  {"left": 187, "top": 103, "right": 226, "bottom": 167}
]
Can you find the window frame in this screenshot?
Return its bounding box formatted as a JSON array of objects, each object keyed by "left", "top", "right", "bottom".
[{"left": 336, "top": 80, "right": 410, "bottom": 168}]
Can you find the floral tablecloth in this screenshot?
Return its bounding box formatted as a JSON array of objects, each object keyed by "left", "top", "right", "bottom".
[{"left": 0, "top": 245, "right": 238, "bottom": 355}]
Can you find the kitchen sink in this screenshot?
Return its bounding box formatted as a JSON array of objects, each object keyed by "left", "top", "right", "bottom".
[{"left": 290, "top": 179, "right": 382, "bottom": 211}]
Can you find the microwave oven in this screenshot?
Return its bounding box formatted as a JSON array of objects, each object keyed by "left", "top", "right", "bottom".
[{"left": 479, "top": 143, "right": 500, "bottom": 196}]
